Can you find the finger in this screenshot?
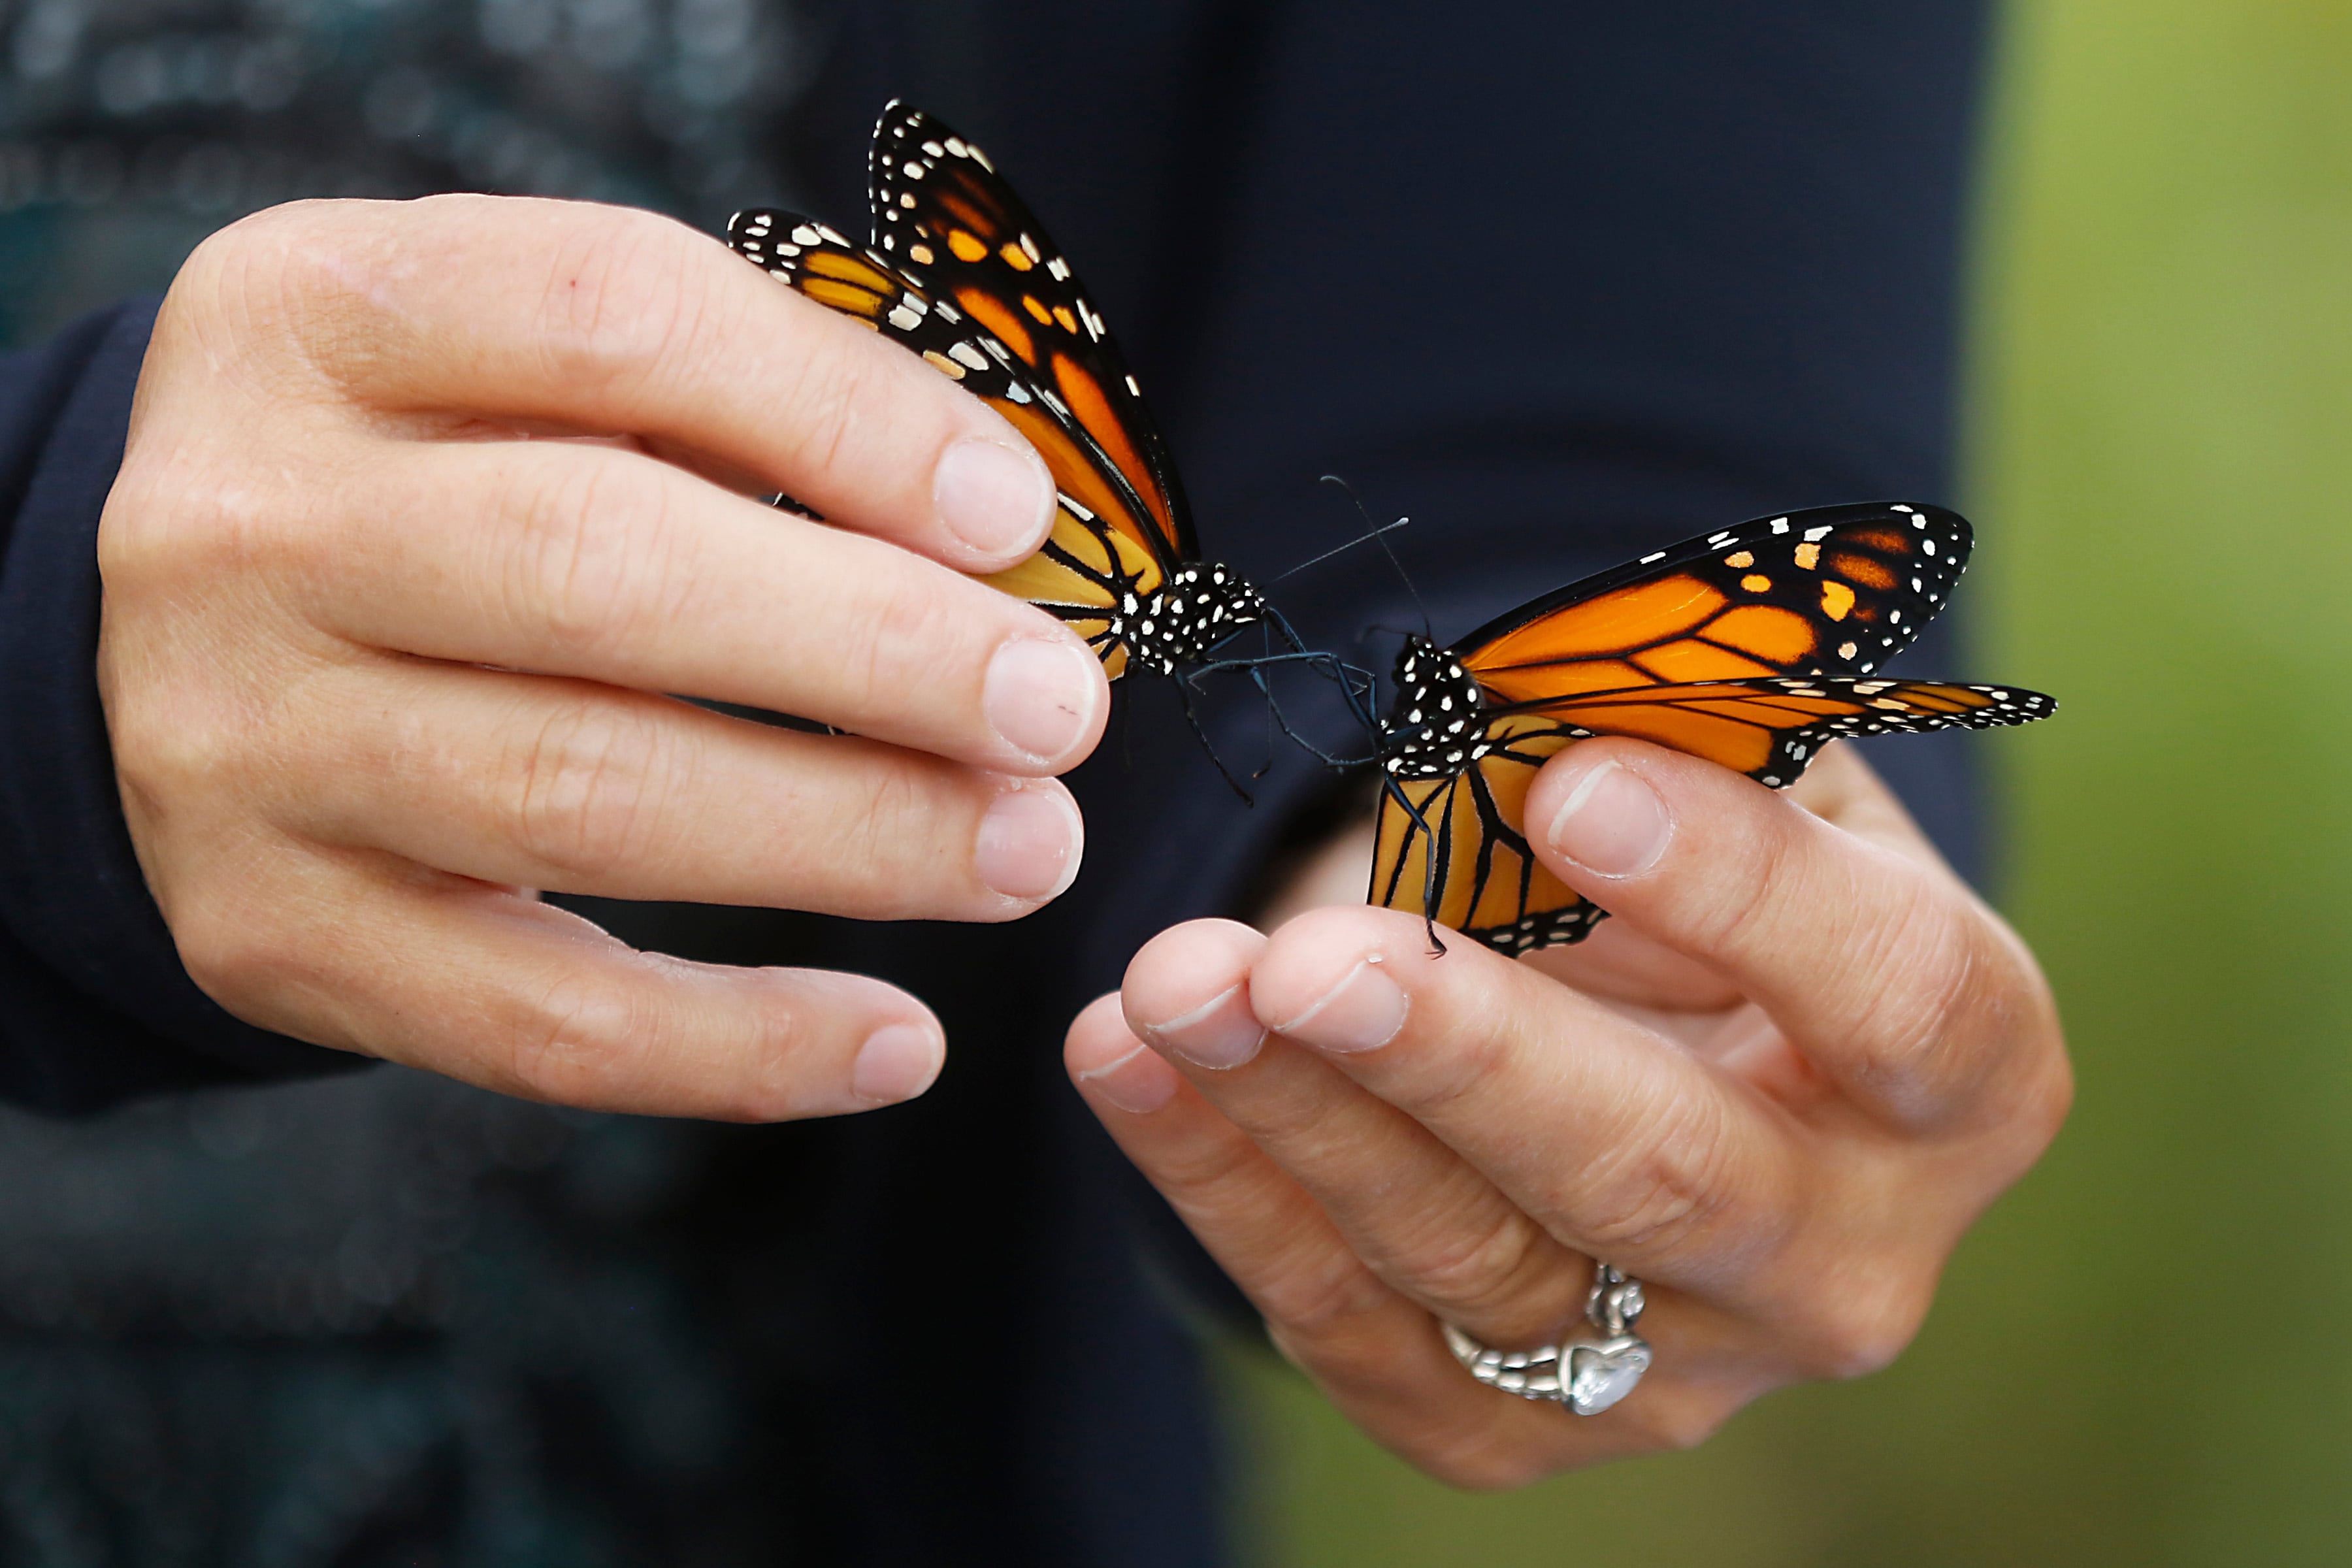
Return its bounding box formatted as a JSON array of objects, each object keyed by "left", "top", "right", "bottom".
[
  {"left": 176, "top": 856, "right": 946, "bottom": 1120},
  {"left": 1223, "top": 906, "right": 1805, "bottom": 1292},
  {"left": 1524, "top": 738, "right": 2063, "bottom": 1130},
  {"left": 1119, "top": 921, "right": 1592, "bottom": 1347},
  {"left": 1522, "top": 919, "right": 1745, "bottom": 1013},
  {"left": 1067, "top": 994, "right": 1752, "bottom": 1484},
  {"left": 304, "top": 438, "right": 1105, "bottom": 773},
  {"left": 222, "top": 196, "right": 1058, "bottom": 570},
  {"left": 281, "top": 661, "right": 1082, "bottom": 918}
]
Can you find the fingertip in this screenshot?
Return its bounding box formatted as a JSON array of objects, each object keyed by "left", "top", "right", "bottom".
[
  {"left": 1121, "top": 918, "right": 1266, "bottom": 1031},
  {"left": 1528, "top": 742, "right": 1676, "bottom": 881},
  {"left": 973, "top": 778, "right": 1086, "bottom": 904},
  {"left": 1066, "top": 992, "right": 1181, "bottom": 1115},
  {"left": 1248, "top": 904, "right": 1423, "bottom": 1024},
  {"left": 982, "top": 632, "right": 1109, "bottom": 772},
  {"left": 933, "top": 433, "right": 1056, "bottom": 568},
  {"left": 1066, "top": 992, "right": 1135, "bottom": 1071},
  {"left": 851, "top": 1020, "right": 946, "bottom": 1105},
  {"left": 742, "top": 966, "right": 946, "bottom": 1117}
]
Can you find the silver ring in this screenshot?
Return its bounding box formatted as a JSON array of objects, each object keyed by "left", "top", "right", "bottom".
[{"left": 1441, "top": 1262, "right": 1652, "bottom": 1416}]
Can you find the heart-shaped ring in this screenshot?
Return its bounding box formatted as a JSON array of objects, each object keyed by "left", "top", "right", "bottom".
[
  {"left": 1561, "top": 1332, "right": 1652, "bottom": 1415},
  {"left": 1441, "top": 1259, "right": 1654, "bottom": 1417}
]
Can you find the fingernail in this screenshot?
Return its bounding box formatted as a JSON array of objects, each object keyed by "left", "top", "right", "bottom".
[
  {"left": 1272, "top": 959, "right": 1407, "bottom": 1054},
  {"left": 975, "top": 785, "right": 1083, "bottom": 901},
  {"left": 934, "top": 437, "right": 1054, "bottom": 559},
  {"left": 1140, "top": 981, "right": 1266, "bottom": 1070},
  {"left": 983, "top": 637, "right": 1102, "bottom": 764},
  {"left": 853, "top": 1022, "right": 945, "bottom": 1105},
  {"left": 1075, "top": 1041, "right": 1181, "bottom": 1115},
  {"left": 1546, "top": 760, "right": 1673, "bottom": 877}
]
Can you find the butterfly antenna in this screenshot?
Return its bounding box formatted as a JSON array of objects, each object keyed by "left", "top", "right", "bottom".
[
  {"left": 1269, "top": 515, "right": 1412, "bottom": 583},
  {"left": 1320, "top": 475, "right": 1433, "bottom": 641}
]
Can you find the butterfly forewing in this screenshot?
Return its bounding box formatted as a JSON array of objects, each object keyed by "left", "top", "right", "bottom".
[
  {"left": 1458, "top": 502, "right": 1970, "bottom": 704},
  {"left": 725, "top": 206, "right": 1173, "bottom": 674},
  {"left": 867, "top": 100, "right": 1196, "bottom": 567}
]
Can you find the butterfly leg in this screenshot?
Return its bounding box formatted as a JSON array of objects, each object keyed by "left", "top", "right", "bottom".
[
  {"left": 1375, "top": 768, "right": 1448, "bottom": 958},
  {"left": 1172, "top": 677, "right": 1256, "bottom": 805}
]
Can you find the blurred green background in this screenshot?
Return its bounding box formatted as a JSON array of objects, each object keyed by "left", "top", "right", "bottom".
[{"left": 1227, "top": 2, "right": 2352, "bottom": 1562}]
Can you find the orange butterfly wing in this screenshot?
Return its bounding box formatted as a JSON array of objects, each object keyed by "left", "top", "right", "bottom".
[
  {"left": 868, "top": 101, "right": 1196, "bottom": 570},
  {"left": 1372, "top": 674, "right": 2054, "bottom": 955},
  {"left": 1369, "top": 504, "right": 2051, "bottom": 955},
  {"left": 726, "top": 208, "right": 1168, "bottom": 680},
  {"left": 1458, "top": 501, "right": 1970, "bottom": 704}
]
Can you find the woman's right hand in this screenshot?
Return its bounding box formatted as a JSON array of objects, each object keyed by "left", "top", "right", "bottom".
[{"left": 96, "top": 194, "right": 1109, "bottom": 1120}]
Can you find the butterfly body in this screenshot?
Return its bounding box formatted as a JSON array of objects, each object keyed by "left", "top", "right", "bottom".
[{"left": 1367, "top": 504, "right": 2056, "bottom": 956}]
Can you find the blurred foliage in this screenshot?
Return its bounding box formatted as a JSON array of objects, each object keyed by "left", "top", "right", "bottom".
[{"left": 1225, "top": 1, "right": 2352, "bottom": 1561}]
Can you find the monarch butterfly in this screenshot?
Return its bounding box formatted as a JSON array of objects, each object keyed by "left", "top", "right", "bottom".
[
  {"left": 727, "top": 102, "right": 1267, "bottom": 685},
  {"left": 1368, "top": 502, "right": 2056, "bottom": 955}
]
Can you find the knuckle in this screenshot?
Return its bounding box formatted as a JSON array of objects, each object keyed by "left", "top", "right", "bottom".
[
  {"left": 767, "top": 323, "right": 883, "bottom": 484},
  {"left": 1260, "top": 1258, "right": 1402, "bottom": 1344},
  {"left": 502, "top": 452, "right": 683, "bottom": 658},
  {"left": 506, "top": 966, "right": 651, "bottom": 1105},
  {"left": 103, "top": 454, "right": 287, "bottom": 589},
  {"left": 532, "top": 209, "right": 717, "bottom": 395},
  {"left": 1143, "top": 1120, "right": 1268, "bottom": 1201},
  {"left": 830, "top": 563, "right": 945, "bottom": 717},
  {"left": 859, "top": 570, "right": 960, "bottom": 691},
  {"left": 828, "top": 764, "right": 950, "bottom": 915},
  {"left": 495, "top": 698, "right": 674, "bottom": 877},
  {"left": 507, "top": 955, "right": 818, "bottom": 1120},
  {"left": 1786, "top": 1266, "right": 1932, "bottom": 1381},
  {"left": 1392, "top": 1210, "right": 1550, "bottom": 1320},
  {"left": 184, "top": 200, "right": 409, "bottom": 391},
  {"left": 1568, "top": 1089, "right": 1749, "bottom": 1264},
  {"left": 1683, "top": 806, "right": 1803, "bottom": 955},
  {"left": 171, "top": 890, "right": 297, "bottom": 1019},
  {"left": 1842, "top": 886, "right": 2001, "bottom": 1123}
]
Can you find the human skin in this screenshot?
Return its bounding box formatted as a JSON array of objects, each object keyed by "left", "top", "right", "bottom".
[
  {"left": 98, "top": 193, "right": 1111, "bottom": 1121},
  {"left": 1066, "top": 741, "right": 2070, "bottom": 1484}
]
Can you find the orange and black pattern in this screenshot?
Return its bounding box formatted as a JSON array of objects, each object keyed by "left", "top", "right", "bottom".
[
  {"left": 867, "top": 101, "right": 1194, "bottom": 567},
  {"left": 727, "top": 103, "right": 1262, "bottom": 683},
  {"left": 1371, "top": 505, "right": 2056, "bottom": 955}
]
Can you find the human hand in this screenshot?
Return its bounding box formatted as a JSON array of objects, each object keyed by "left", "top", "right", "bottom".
[
  {"left": 1065, "top": 742, "right": 2068, "bottom": 1484},
  {"left": 100, "top": 195, "right": 1109, "bottom": 1120}
]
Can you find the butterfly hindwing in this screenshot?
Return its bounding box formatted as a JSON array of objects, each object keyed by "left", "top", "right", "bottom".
[
  {"left": 1372, "top": 713, "right": 1608, "bottom": 956},
  {"left": 867, "top": 101, "right": 1196, "bottom": 568},
  {"left": 727, "top": 210, "right": 1034, "bottom": 400},
  {"left": 1522, "top": 677, "right": 2057, "bottom": 788}
]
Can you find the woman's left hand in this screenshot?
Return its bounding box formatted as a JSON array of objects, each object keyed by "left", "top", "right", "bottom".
[{"left": 1064, "top": 740, "right": 2069, "bottom": 1486}]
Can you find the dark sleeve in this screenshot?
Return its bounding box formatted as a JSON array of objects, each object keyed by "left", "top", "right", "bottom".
[{"left": 0, "top": 301, "right": 357, "bottom": 1113}]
